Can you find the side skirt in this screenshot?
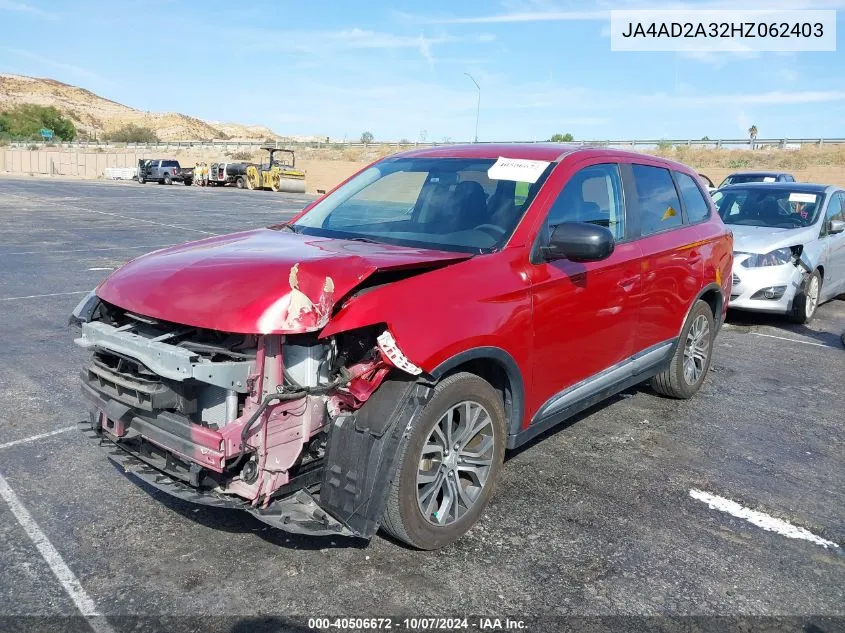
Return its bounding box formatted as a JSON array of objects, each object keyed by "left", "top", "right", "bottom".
[{"left": 507, "top": 339, "right": 676, "bottom": 450}]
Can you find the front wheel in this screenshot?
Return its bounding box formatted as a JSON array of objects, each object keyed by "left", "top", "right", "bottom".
[
  {"left": 235, "top": 176, "right": 245, "bottom": 189},
  {"left": 137, "top": 176, "right": 145, "bottom": 184},
  {"left": 651, "top": 300, "right": 714, "bottom": 399},
  {"left": 789, "top": 269, "right": 821, "bottom": 324},
  {"left": 380, "top": 373, "right": 506, "bottom": 550}
]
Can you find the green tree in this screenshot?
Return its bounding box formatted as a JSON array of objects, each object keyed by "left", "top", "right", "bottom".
[
  {"left": 548, "top": 133, "right": 574, "bottom": 142},
  {"left": 360, "top": 131, "right": 374, "bottom": 144},
  {"left": 0, "top": 104, "right": 76, "bottom": 140},
  {"left": 103, "top": 124, "right": 159, "bottom": 143}
]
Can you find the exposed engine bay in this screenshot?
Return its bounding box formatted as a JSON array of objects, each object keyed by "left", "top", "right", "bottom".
[{"left": 72, "top": 293, "right": 427, "bottom": 538}]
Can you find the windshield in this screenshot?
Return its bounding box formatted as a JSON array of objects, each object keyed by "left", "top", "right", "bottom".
[
  {"left": 713, "top": 188, "right": 824, "bottom": 229},
  {"left": 291, "top": 157, "right": 554, "bottom": 253},
  {"left": 720, "top": 174, "right": 779, "bottom": 187}
]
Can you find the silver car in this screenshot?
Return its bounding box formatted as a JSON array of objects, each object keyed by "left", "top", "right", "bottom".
[{"left": 713, "top": 182, "right": 845, "bottom": 323}]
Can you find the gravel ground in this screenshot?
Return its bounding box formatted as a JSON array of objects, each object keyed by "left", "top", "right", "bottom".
[{"left": 0, "top": 178, "right": 843, "bottom": 633}]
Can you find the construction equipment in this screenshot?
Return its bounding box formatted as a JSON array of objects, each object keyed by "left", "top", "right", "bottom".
[{"left": 245, "top": 148, "right": 306, "bottom": 193}]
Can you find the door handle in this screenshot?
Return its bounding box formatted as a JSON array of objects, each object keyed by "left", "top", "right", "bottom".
[
  {"left": 618, "top": 276, "right": 638, "bottom": 291},
  {"left": 688, "top": 249, "right": 702, "bottom": 264}
]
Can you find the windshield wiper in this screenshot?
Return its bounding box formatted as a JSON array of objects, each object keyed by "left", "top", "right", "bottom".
[{"left": 344, "top": 236, "right": 381, "bottom": 244}]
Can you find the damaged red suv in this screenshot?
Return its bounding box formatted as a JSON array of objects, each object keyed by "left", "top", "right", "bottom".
[{"left": 71, "top": 144, "right": 732, "bottom": 549}]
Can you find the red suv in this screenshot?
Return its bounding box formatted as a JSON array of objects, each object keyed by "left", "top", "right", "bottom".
[{"left": 71, "top": 144, "right": 732, "bottom": 549}]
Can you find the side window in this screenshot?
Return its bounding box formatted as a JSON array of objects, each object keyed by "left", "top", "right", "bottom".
[
  {"left": 544, "top": 163, "right": 625, "bottom": 240},
  {"left": 827, "top": 193, "right": 845, "bottom": 222},
  {"left": 631, "top": 164, "right": 683, "bottom": 237},
  {"left": 783, "top": 175, "right": 795, "bottom": 183},
  {"left": 675, "top": 172, "right": 710, "bottom": 223}
]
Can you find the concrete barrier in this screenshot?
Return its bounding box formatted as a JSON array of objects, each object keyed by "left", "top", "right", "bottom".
[{"left": 0, "top": 149, "right": 143, "bottom": 177}]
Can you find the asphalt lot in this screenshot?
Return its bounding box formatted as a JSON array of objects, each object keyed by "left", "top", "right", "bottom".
[{"left": 0, "top": 177, "right": 843, "bottom": 629}]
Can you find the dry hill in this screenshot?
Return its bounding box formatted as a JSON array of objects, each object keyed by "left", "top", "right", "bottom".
[{"left": 0, "top": 74, "right": 280, "bottom": 141}]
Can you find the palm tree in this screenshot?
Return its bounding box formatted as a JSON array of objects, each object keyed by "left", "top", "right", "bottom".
[{"left": 748, "top": 125, "right": 758, "bottom": 149}]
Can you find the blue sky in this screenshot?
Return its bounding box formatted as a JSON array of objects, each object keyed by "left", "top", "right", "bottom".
[{"left": 1, "top": 0, "right": 844, "bottom": 141}]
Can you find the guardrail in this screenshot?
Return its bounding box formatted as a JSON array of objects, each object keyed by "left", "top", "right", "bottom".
[{"left": 5, "top": 137, "right": 845, "bottom": 151}]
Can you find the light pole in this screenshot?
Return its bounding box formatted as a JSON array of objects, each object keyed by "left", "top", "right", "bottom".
[{"left": 464, "top": 72, "right": 480, "bottom": 143}]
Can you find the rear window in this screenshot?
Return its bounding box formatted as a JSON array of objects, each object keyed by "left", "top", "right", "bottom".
[
  {"left": 675, "top": 172, "right": 710, "bottom": 223},
  {"left": 163, "top": 160, "right": 178, "bottom": 167},
  {"left": 632, "top": 164, "right": 683, "bottom": 236}
]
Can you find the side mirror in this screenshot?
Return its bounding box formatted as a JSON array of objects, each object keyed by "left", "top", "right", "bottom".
[
  {"left": 829, "top": 219, "right": 845, "bottom": 234},
  {"left": 541, "top": 222, "right": 615, "bottom": 263}
]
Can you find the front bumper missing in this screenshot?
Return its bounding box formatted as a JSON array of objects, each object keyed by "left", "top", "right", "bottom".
[{"left": 78, "top": 421, "right": 355, "bottom": 538}]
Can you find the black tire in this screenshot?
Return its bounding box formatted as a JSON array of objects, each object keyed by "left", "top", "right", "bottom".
[
  {"left": 163, "top": 173, "right": 172, "bottom": 185},
  {"left": 183, "top": 179, "right": 192, "bottom": 186},
  {"left": 651, "top": 300, "right": 714, "bottom": 399},
  {"left": 137, "top": 176, "right": 145, "bottom": 184},
  {"left": 380, "top": 372, "right": 506, "bottom": 550},
  {"left": 235, "top": 176, "right": 245, "bottom": 189},
  {"left": 789, "top": 269, "right": 821, "bottom": 324}
]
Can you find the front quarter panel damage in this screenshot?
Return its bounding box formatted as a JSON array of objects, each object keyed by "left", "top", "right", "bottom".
[{"left": 320, "top": 252, "right": 533, "bottom": 415}]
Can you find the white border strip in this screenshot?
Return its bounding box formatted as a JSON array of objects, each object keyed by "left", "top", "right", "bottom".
[
  {"left": 0, "top": 473, "right": 105, "bottom": 620},
  {"left": 751, "top": 332, "right": 829, "bottom": 348},
  {"left": 690, "top": 489, "right": 839, "bottom": 549},
  {"left": 0, "top": 291, "right": 89, "bottom": 301},
  {"left": 0, "top": 426, "right": 76, "bottom": 450}
]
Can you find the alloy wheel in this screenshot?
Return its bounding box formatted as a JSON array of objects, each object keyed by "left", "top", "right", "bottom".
[
  {"left": 416, "top": 400, "right": 495, "bottom": 527},
  {"left": 806, "top": 275, "right": 820, "bottom": 318},
  {"left": 683, "top": 314, "right": 710, "bottom": 385}
]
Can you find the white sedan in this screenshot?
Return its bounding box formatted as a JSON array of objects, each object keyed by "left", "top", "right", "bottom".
[{"left": 713, "top": 182, "right": 845, "bottom": 323}]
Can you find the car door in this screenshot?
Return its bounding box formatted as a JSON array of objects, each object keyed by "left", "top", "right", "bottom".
[
  {"left": 528, "top": 161, "right": 642, "bottom": 419},
  {"left": 626, "top": 163, "right": 708, "bottom": 355},
  {"left": 819, "top": 191, "right": 845, "bottom": 297}
]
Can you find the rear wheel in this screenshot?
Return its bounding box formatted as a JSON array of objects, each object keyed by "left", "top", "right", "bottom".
[
  {"left": 651, "top": 300, "right": 714, "bottom": 399},
  {"left": 246, "top": 170, "right": 258, "bottom": 190},
  {"left": 235, "top": 176, "right": 245, "bottom": 189},
  {"left": 183, "top": 179, "right": 192, "bottom": 186},
  {"left": 380, "top": 373, "right": 506, "bottom": 550},
  {"left": 789, "top": 269, "right": 821, "bottom": 324},
  {"left": 137, "top": 176, "right": 145, "bottom": 184},
  {"left": 163, "top": 173, "right": 172, "bottom": 185}
]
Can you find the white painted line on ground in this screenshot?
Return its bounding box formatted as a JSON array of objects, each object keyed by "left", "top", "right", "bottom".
[
  {"left": 81, "top": 208, "right": 218, "bottom": 235},
  {"left": 87, "top": 267, "right": 113, "bottom": 271},
  {"left": 689, "top": 489, "right": 839, "bottom": 549},
  {"left": 751, "top": 332, "right": 829, "bottom": 348},
  {"left": 0, "top": 290, "right": 89, "bottom": 301},
  {"left": 0, "top": 191, "right": 218, "bottom": 236},
  {"left": 0, "top": 426, "right": 76, "bottom": 450},
  {"left": 0, "top": 473, "right": 115, "bottom": 633},
  {"left": 1, "top": 244, "right": 176, "bottom": 256}
]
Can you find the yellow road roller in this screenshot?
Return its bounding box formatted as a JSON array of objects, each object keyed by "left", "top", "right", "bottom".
[{"left": 245, "top": 147, "right": 306, "bottom": 193}]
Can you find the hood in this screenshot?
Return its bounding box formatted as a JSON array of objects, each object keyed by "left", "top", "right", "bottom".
[
  {"left": 729, "top": 224, "right": 819, "bottom": 254},
  {"left": 96, "top": 228, "right": 471, "bottom": 334}
]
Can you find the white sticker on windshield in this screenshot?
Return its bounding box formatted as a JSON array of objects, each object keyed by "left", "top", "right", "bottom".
[
  {"left": 763, "top": 177, "right": 776, "bottom": 182},
  {"left": 789, "top": 193, "right": 817, "bottom": 203},
  {"left": 487, "top": 157, "right": 550, "bottom": 184}
]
